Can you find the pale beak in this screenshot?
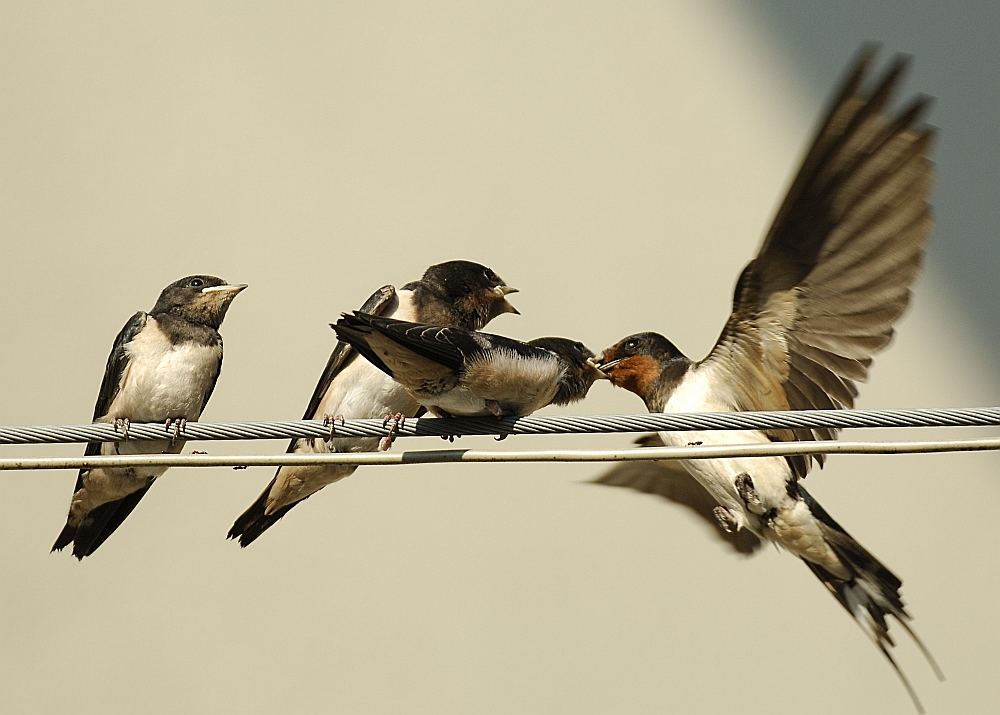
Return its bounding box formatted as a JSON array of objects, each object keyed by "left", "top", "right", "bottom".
[
  {"left": 589, "top": 355, "right": 621, "bottom": 372},
  {"left": 494, "top": 285, "right": 520, "bottom": 315},
  {"left": 202, "top": 283, "right": 248, "bottom": 295},
  {"left": 586, "top": 357, "right": 611, "bottom": 380}
]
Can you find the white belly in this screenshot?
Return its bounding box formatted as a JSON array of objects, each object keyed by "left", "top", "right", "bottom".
[
  {"left": 268, "top": 290, "right": 422, "bottom": 509},
  {"left": 305, "top": 289, "right": 422, "bottom": 454},
  {"left": 659, "top": 369, "right": 793, "bottom": 531},
  {"left": 104, "top": 319, "right": 221, "bottom": 423},
  {"left": 421, "top": 351, "right": 563, "bottom": 417}
]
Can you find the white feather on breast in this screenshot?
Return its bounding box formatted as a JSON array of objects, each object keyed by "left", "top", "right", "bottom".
[
  {"left": 658, "top": 366, "right": 793, "bottom": 527},
  {"left": 306, "top": 289, "right": 421, "bottom": 454},
  {"left": 425, "top": 349, "right": 563, "bottom": 417},
  {"left": 103, "top": 318, "right": 221, "bottom": 423},
  {"left": 658, "top": 366, "right": 845, "bottom": 573},
  {"left": 269, "top": 290, "right": 423, "bottom": 508}
]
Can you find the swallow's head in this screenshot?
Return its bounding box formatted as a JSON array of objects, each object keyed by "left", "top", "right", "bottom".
[
  {"left": 591, "top": 332, "right": 685, "bottom": 402},
  {"left": 529, "top": 337, "right": 607, "bottom": 406},
  {"left": 422, "top": 260, "right": 519, "bottom": 328},
  {"left": 153, "top": 275, "right": 247, "bottom": 328}
]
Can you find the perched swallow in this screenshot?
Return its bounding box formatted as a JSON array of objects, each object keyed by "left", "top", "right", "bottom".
[
  {"left": 52, "top": 275, "right": 246, "bottom": 559},
  {"left": 594, "top": 49, "right": 940, "bottom": 708},
  {"left": 332, "top": 312, "right": 604, "bottom": 418},
  {"left": 228, "top": 260, "right": 519, "bottom": 547}
]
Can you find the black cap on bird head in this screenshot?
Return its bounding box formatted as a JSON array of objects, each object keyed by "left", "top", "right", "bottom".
[
  {"left": 529, "top": 336, "right": 607, "bottom": 406},
  {"left": 151, "top": 275, "right": 247, "bottom": 329},
  {"left": 421, "top": 260, "right": 519, "bottom": 328}
]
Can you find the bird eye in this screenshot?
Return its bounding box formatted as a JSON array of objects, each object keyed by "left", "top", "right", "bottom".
[
  {"left": 189, "top": 278, "right": 205, "bottom": 288},
  {"left": 625, "top": 339, "right": 638, "bottom": 351},
  {"left": 482, "top": 270, "right": 492, "bottom": 281}
]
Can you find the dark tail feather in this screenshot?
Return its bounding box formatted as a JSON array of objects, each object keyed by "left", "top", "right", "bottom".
[
  {"left": 51, "top": 483, "right": 154, "bottom": 560},
  {"left": 798, "top": 485, "right": 941, "bottom": 712},
  {"left": 51, "top": 522, "right": 76, "bottom": 553},
  {"left": 227, "top": 479, "right": 304, "bottom": 547}
]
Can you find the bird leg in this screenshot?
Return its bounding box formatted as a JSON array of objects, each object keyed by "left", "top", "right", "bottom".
[
  {"left": 485, "top": 400, "right": 505, "bottom": 418},
  {"left": 323, "top": 413, "right": 346, "bottom": 440},
  {"left": 164, "top": 417, "right": 187, "bottom": 444},
  {"left": 713, "top": 506, "right": 739, "bottom": 534},
  {"left": 113, "top": 417, "right": 131, "bottom": 441},
  {"left": 379, "top": 412, "right": 405, "bottom": 451},
  {"left": 734, "top": 472, "right": 766, "bottom": 515}
]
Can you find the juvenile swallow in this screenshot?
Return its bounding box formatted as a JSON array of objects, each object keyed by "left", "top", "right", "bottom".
[
  {"left": 228, "top": 260, "right": 519, "bottom": 547},
  {"left": 52, "top": 275, "right": 246, "bottom": 559},
  {"left": 332, "top": 312, "right": 604, "bottom": 418},
  {"left": 594, "top": 49, "right": 940, "bottom": 707}
]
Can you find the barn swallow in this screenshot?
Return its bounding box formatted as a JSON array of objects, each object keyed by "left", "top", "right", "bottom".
[
  {"left": 227, "top": 261, "right": 519, "bottom": 547},
  {"left": 332, "top": 312, "right": 605, "bottom": 418},
  {"left": 52, "top": 275, "right": 246, "bottom": 559},
  {"left": 593, "top": 49, "right": 940, "bottom": 708}
]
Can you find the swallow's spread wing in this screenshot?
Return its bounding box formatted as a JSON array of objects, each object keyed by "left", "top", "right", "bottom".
[
  {"left": 290, "top": 286, "right": 396, "bottom": 450},
  {"left": 590, "top": 461, "right": 763, "bottom": 555},
  {"left": 699, "top": 48, "right": 934, "bottom": 479}
]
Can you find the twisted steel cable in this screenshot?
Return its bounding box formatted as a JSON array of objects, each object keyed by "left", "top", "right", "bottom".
[{"left": 0, "top": 406, "right": 998, "bottom": 445}]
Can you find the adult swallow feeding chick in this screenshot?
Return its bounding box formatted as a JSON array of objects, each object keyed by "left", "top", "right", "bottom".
[
  {"left": 594, "top": 49, "right": 940, "bottom": 708},
  {"left": 228, "top": 261, "right": 519, "bottom": 547},
  {"left": 52, "top": 275, "right": 246, "bottom": 559},
  {"left": 332, "top": 312, "right": 605, "bottom": 419}
]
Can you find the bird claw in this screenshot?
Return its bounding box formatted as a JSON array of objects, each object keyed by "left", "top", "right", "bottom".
[
  {"left": 379, "top": 412, "right": 405, "bottom": 450},
  {"left": 734, "top": 472, "right": 764, "bottom": 514},
  {"left": 713, "top": 506, "right": 739, "bottom": 534},
  {"left": 439, "top": 434, "right": 457, "bottom": 443},
  {"left": 485, "top": 400, "right": 505, "bottom": 418},
  {"left": 494, "top": 432, "right": 509, "bottom": 441},
  {"left": 323, "top": 413, "right": 346, "bottom": 440},
  {"left": 113, "top": 417, "right": 131, "bottom": 440},
  {"left": 165, "top": 417, "right": 187, "bottom": 444}
]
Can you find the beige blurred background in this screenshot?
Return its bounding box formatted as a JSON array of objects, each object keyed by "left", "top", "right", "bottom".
[{"left": 2, "top": 2, "right": 998, "bottom": 713}]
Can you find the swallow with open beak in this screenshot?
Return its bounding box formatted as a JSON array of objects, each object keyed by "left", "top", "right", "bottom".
[
  {"left": 52, "top": 275, "right": 246, "bottom": 559},
  {"left": 332, "top": 312, "right": 605, "bottom": 419},
  {"left": 592, "top": 48, "right": 940, "bottom": 709},
  {"left": 228, "top": 260, "right": 519, "bottom": 547}
]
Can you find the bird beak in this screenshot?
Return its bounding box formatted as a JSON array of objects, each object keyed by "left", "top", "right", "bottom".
[
  {"left": 587, "top": 359, "right": 611, "bottom": 380},
  {"left": 494, "top": 285, "right": 520, "bottom": 315},
  {"left": 202, "top": 283, "right": 248, "bottom": 295},
  {"left": 588, "top": 355, "right": 621, "bottom": 373}
]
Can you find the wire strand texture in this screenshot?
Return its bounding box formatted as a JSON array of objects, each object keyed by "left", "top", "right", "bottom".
[
  {"left": 1, "top": 406, "right": 999, "bottom": 471},
  {"left": 1, "top": 406, "right": 1000, "bottom": 446}
]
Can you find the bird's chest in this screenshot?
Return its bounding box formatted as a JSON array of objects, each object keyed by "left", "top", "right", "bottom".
[
  {"left": 659, "top": 371, "right": 792, "bottom": 518},
  {"left": 108, "top": 328, "right": 221, "bottom": 422},
  {"left": 427, "top": 353, "right": 562, "bottom": 417}
]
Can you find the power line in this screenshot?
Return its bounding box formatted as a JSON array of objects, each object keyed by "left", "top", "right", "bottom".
[
  {"left": 3, "top": 436, "right": 999, "bottom": 471},
  {"left": 2, "top": 406, "right": 1000, "bottom": 445}
]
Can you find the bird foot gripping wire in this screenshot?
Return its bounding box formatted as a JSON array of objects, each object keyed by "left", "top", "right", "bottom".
[
  {"left": 323, "top": 414, "right": 346, "bottom": 440},
  {"left": 379, "top": 412, "right": 405, "bottom": 451},
  {"left": 164, "top": 417, "right": 187, "bottom": 445},
  {"left": 113, "top": 417, "right": 131, "bottom": 441}
]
